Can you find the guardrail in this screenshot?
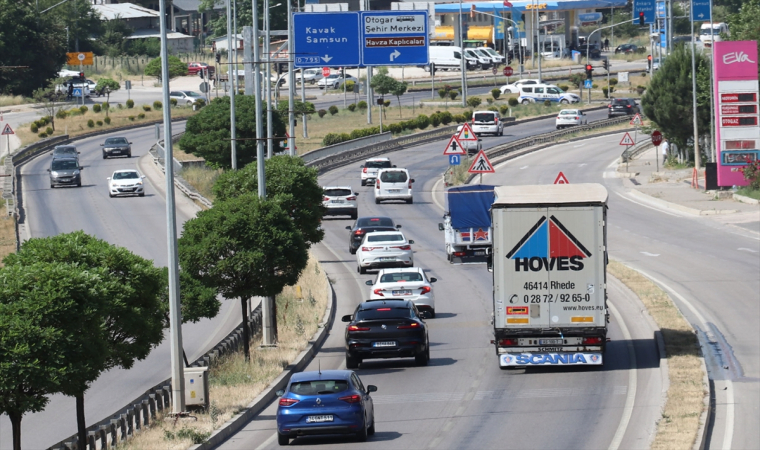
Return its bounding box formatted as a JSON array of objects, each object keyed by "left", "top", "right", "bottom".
[
  {"left": 149, "top": 136, "right": 213, "bottom": 209},
  {"left": 621, "top": 133, "right": 652, "bottom": 162},
  {"left": 301, "top": 131, "right": 393, "bottom": 163}
]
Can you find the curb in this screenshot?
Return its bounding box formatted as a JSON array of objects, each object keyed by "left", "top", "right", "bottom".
[
  {"left": 627, "top": 189, "right": 742, "bottom": 216},
  {"left": 733, "top": 193, "right": 759, "bottom": 205}
]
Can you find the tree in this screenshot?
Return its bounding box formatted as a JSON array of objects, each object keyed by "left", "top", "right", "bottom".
[
  {"left": 0, "top": 1, "right": 67, "bottom": 97},
  {"left": 178, "top": 194, "right": 308, "bottom": 360},
  {"left": 213, "top": 155, "right": 325, "bottom": 246},
  {"left": 199, "top": 0, "right": 286, "bottom": 39},
  {"left": 179, "top": 95, "right": 286, "bottom": 169},
  {"left": 277, "top": 99, "right": 316, "bottom": 120},
  {"left": 32, "top": 82, "right": 67, "bottom": 132},
  {"left": 95, "top": 78, "right": 120, "bottom": 116},
  {"left": 144, "top": 55, "right": 188, "bottom": 82},
  {"left": 97, "top": 16, "right": 133, "bottom": 57},
  {"left": 390, "top": 80, "right": 408, "bottom": 118},
  {"left": 640, "top": 44, "right": 711, "bottom": 161},
  {"left": 724, "top": 0, "right": 760, "bottom": 79},
  {"left": 37, "top": 0, "right": 102, "bottom": 54}
]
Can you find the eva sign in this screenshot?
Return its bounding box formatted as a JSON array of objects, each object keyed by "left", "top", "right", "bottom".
[
  {"left": 443, "top": 135, "right": 466, "bottom": 155},
  {"left": 468, "top": 150, "right": 495, "bottom": 173},
  {"left": 619, "top": 132, "right": 634, "bottom": 146},
  {"left": 455, "top": 122, "right": 478, "bottom": 142},
  {"left": 554, "top": 171, "right": 569, "bottom": 184}
]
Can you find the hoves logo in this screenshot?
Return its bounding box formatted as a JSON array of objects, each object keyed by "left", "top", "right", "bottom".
[{"left": 506, "top": 215, "right": 592, "bottom": 272}]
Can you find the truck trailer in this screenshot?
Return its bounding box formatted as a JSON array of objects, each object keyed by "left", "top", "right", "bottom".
[
  {"left": 489, "top": 184, "right": 608, "bottom": 367},
  {"left": 439, "top": 184, "right": 495, "bottom": 264}
]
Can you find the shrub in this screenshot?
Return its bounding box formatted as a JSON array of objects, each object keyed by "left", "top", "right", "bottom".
[
  {"left": 347, "top": 103, "right": 356, "bottom": 112},
  {"left": 383, "top": 100, "right": 390, "bottom": 107},
  {"left": 602, "top": 86, "right": 615, "bottom": 98},
  {"left": 558, "top": 84, "right": 569, "bottom": 92},
  {"left": 142, "top": 105, "right": 151, "bottom": 112},
  {"left": 438, "top": 89, "right": 447, "bottom": 99},
  {"left": 454, "top": 114, "right": 467, "bottom": 123},
  {"left": 499, "top": 105, "right": 509, "bottom": 115},
  {"left": 92, "top": 104, "right": 102, "bottom": 113},
  {"left": 610, "top": 78, "right": 618, "bottom": 86},
  {"left": 128, "top": 116, "right": 135, "bottom": 121},
  {"left": 440, "top": 111, "right": 453, "bottom": 125},
  {"left": 96, "top": 120, "right": 103, "bottom": 126},
  {"left": 30, "top": 124, "right": 38, "bottom": 133},
  {"left": 491, "top": 88, "right": 501, "bottom": 100},
  {"left": 153, "top": 101, "right": 163, "bottom": 110},
  {"left": 449, "top": 91, "right": 458, "bottom": 101},
  {"left": 569, "top": 73, "right": 585, "bottom": 89},
  {"left": 322, "top": 133, "right": 343, "bottom": 146},
  {"left": 357, "top": 100, "right": 367, "bottom": 110},
  {"left": 102, "top": 102, "right": 109, "bottom": 111},
  {"left": 117, "top": 103, "right": 123, "bottom": 109},
  {"left": 38, "top": 132, "right": 47, "bottom": 138},
  {"left": 137, "top": 113, "right": 146, "bottom": 119},
  {"left": 79, "top": 105, "right": 88, "bottom": 114},
  {"left": 38, "top": 116, "right": 50, "bottom": 126},
  {"left": 317, "top": 109, "right": 327, "bottom": 118},
  {"left": 487, "top": 106, "right": 498, "bottom": 112},
  {"left": 387, "top": 123, "right": 403, "bottom": 134},
  {"left": 486, "top": 98, "right": 494, "bottom": 105},
  {"left": 344, "top": 81, "right": 355, "bottom": 92},
  {"left": 636, "top": 85, "right": 646, "bottom": 95},
  {"left": 328, "top": 105, "right": 339, "bottom": 115},
  {"left": 467, "top": 97, "right": 482, "bottom": 108},
  {"left": 87, "top": 119, "right": 95, "bottom": 128},
  {"left": 170, "top": 98, "right": 178, "bottom": 107},
  {"left": 416, "top": 114, "right": 430, "bottom": 129},
  {"left": 104, "top": 117, "right": 111, "bottom": 125},
  {"left": 45, "top": 127, "right": 53, "bottom": 135},
  {"left": 193, "top": 99, "right": 206, "bottom": 109},
  {"left": 508, "top": 97, "right": 519, "bottom": 107},
  {"left": 430, "top": 113, "right": 441, "bottom": 127},
  {"left": 592, "top": 84, "right": 599, "bottom": 89},
  {"left": 543, "top": 100, "right": 552, "bottom": 107},
  {"left": 402, "top": 120, "right": 417, "bottom": 131}
]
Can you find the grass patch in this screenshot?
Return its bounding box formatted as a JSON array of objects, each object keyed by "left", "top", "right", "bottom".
[
  {"left": 608, "top": 260, "right": 705, "bottom": 450},
  {"left": 117, "top": 254, "right": 329, "bottom": 450},
  {"left": 0, "top": 203, "right": 15, "bottom": 266},
  {"left": 0, "top": 95, "right": 28, "bottom": 107},
  {"left": 736, "top": 187, "right": 760, "bottom": 200},
  {"left": 172, "top": 143, "right": 204, "bottom": 162},
  {"left": 179, "top": 165, "right": 222, "bottom": 202}
]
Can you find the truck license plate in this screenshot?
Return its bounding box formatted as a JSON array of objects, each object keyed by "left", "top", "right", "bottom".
[
  {"left": 307, "top": 415, "right": 334, "bottom": 423},
  {"left": 373, "top": 341, "right": 396, "bottom": 347},
  {"left": 392, "top": 290, "right": 412, "bottom": 296},
  {"left": 539, "top": 339, "right": 563, "bottom": 345},
  {"left": 474, "top": 251, "right": 486, "bottom": 256}
]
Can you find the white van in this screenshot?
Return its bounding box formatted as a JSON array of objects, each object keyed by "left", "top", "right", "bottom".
[
  {"left": 477, "top": 47, "right": 505, "bottom": 66},
  {"left": 464, "top": 48, "right": 492, "bottom": 70},
  {"left": 517, "top": 83, "right": 581, "bottom": 104},
  {"left": 374, "top": 168, "right": 414, "bottom": 204},
  {"left": 424, "top": 46, "right": 477, "bottom": 72},
  {"left": 700, "top": 22, "right": 729, "bottom": 47}
]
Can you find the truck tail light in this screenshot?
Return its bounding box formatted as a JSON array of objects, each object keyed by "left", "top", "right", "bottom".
[
  {"left": 339, "top": 394, "right": 362, "bottom": 404},
  {"left": 420, "top": 286, "right": 431, "bottom": 294},
  {"left": 582, "top": 337, "right": 603, "bottom": 345},
  {"left": 373, "top": 289, "right": 384, "bottom": 296},
  {"left": 348, "top": 325, "right": 370, "bottom": 331},
  {"left": 279, "top": 397, "right": 299, "bottom": 406},
  {"left": 498, "top": 338, "right": 518, "bottom": 346},
  {"left": 397, "top": 322, "right": 420, "bottom": 329},
  {"left": 453, "top": 251, "right": 466, "bottom": 257}
]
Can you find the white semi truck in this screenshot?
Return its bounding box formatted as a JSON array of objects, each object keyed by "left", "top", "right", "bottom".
[
  {"left": 489, "top": 184, "right": 609, "bottom": 367},
  {"left": 438, "top": 185, "right": 495, "bottom": 264}
]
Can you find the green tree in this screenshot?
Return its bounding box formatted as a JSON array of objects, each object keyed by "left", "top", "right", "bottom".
[
  {"left": 178, "top": 194, "right": 308, "bottom": 360},
  {"left": 213, "top": 155, "right": 325, "bottom": 246},
  {"left": 144, "top": 55, "right": 188, "bottom": 82},
  {"left": 97, "top": 16, "right": 133, "bottom": 56},
  {"left": 370, "top": 72, "right": 397, "bottom": 98},
  {"left": 390, "top": 80, "right": 408, "bottom": 118},
  {"left": 640, "top": 45, "right": 711, "bottom": 161},
  {"left": 179, "top": 95, "right": 286, "bottom": 169},
  {"left": 126, "top": 37, "right": 161, "bottom": 57},
  {"left": 199, "top": 0, "right": 286, "bottom": 39},
  {"left": 32, "top": 82, "right": 67, "bottom": 132},
  {"left": 38, "top": 0, "right": 102, "bottom": 53},
  {"left": 724, "top": 0, "right": 760, "bottom": 79},
  {"left": 94, "top": 78, "right": 121, "bottom": 115},
  {"left": 277, "top": 99, "right": 316, "bottom": 121}
]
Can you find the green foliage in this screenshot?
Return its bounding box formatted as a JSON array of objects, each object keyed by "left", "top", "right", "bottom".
[
  {"left": 153, "top": 101, "right": 162, "bottom": 110},
  {"left": 439, "top": 111, "right": 453, "bottom": 125},
  {"left": 164, "top": 427, "right": 211, "bottom": 444},
  {"left": 87, "top": 119, "right": 95, "bottom": 128},
  {"left": 317, "top": 109, "right": 327, "bottom": 118},
  {"left": 449, "top": 91, "right": 458, "bottom": 101},
  {"left": 125, "top": 38, "right": 161, "bottom": 57},
  {"left": 387, "top": 123, "right": 403, "bottom": 134},
  {"left": 38, "top": 132, "right": 47, "bottom": 138},
  {"left": 486, "top": 98, "right": 494, "bottom": 105},
  {"left": 724, "top": 0, "right": 760, "bottom": 80},
  {"left": 328, "top": 105, "right": 339, "bottom": 116},
  {"left": 128, "top": 116, "right": 135, "bottom": 121},
  {"left": 137, "top": 113, "right": 145, "bottom": 119},
  {"left": 30, "top": 124, "right": 38, "bottom": 133},
  {"left": 104, "top": 117, "right": 111, "bottom": 125},
  {"left": 142, "top": 105, "right": 151, "bottom": 112},
  {"left": 467, "top": 97, "right": 482, "bottom": 108},
  {"left": 347, "top": 103, "right": 356, "bottom": 112},
  {"left": 144, "top": 56, "right": 188, "bottom": 81},
  {"left": 430, "top": 113, "right": 441, "bottom": 127},
  {"left": 558, "top": 84, "right": 569, "bottom": 92},
  {"left": 277, "top": 100, "right": 315, "bottom": 120},
  {"left": 369, "top": 73, "right": 397, "bottom": 96},
  {"left": 543, "top": 100, "right": 552, "bottom": 107},
  {"left": 96, "top": 120, "right": 103, "bottom": 126},
  {"left": 740, "top": 159, "right": 760, "bottom": 190},
  {"left": 170, "top": 98, "right": 178, "bottom": 107},
  {"left": 94, "top": 78, "right": 120, "bottom": 95},
  {"left": 487, "top": 106, "right": 498, "bottom": 112},
  {"left": 569, "top": 73, "right": 585, "bottom": 89},
  {"left": 344, "top": 80, "right": 355, "bottom": 92},
  {"left": 179, "top": 95, "right": 285, "bottom": 170},
  {"left": 454, "top": 114, "right": 467, "bottom": 123},
  {"left": 79, "top": 106, "right": 88, "bottom": 115},
  {"left": 438, "top": 89, "right": 448, "bottom": 99},
  {"left": 126, "top": 99, "right": 135, "bottom": 109},
  {"left": 92, "top": 104, "right": 102, "bottom": 113},
  {"left": 491, "top": 88, "right": 501, "bottom": 100},
  {"left": 602, "top": 87, "right": 613, "bottom": 98},
  {"left": 609, "top": 78, "right": 618, "bottom": 86},
  {"left": 499, "top": 105, "right": 509, "bottom": 115},
  {"left": 416, "top": 114, "right": 430, "bottom": 130},
  {"left": 357, "top": 100, "right": 368, "bottom": 110}
]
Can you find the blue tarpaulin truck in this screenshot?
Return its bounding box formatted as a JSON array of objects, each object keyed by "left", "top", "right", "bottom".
[{"left": 438, "top": 184, "right": 495, "bottom": 264}]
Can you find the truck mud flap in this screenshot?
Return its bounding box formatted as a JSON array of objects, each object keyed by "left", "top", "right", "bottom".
[{"left": 499, "top": 353, "right": 603, "bottom": 367}]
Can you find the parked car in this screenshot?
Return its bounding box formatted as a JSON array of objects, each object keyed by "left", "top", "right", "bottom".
[
  {"left": 471, "top": 110, "right": 504, "bottom": 136},
  {"left": 276, "top": 370, "right": 376, "bottom": 445},
  {"left": 500, "top": 78, "right": 542, "bottom": 95},
  {"left": 478, "top": 47, "right": 505, "bottom": 65},
  {"left": 585, "top": 43, "right": 602, "bottom": 59},
  {"left": 518, "top": 84, "right": 580, "bottom": 104},
  {"left": 346, "top": 216, "right": 401, "bottom": 254},
  {"left": 607, "top": 98, "right": 640, "bottom": 118},
  {"left": 187, "top": 62, "right": 215, "bottom": 77},
  {"left": 301, "top": 68, "right": 325, "bottom": 84},
  {"left": 360, "top": 157, "right": 394, "bottom": 186},
  {"left": 355, "top": 231, "right": 414, "bottom": 274},
  {"left": 323, "top": 186, "right": 358, "bottom": 219},
  {"left": 55, "top": 76, "right": 91, "bottom": 98},
  {"left": 100, "top": 137, "right": 132, "bottom": 159},
  {"left": 374, "top": 168, "right": 414, "bottom": 204},
  {"left": 614, "top": 44, "right": 638, "bottom": 54},
  {"left": 318, "top": 74, "right": 358, "bottom": 89},
  {"left": 342, "top": 299, "right": 431, "bottom": 368},
  {"left": 464, "top": 48, "right": 492, "bottom": 70},
  {"left": 169, "top": 90, "right": 204, "bottom": 106},
  {"left": 48, "top": 157, "right": 82, "bottom": 188},
  {"left": 366, "top": 267, "right": 437, "bottom": 317},
  {"left": 423, "top": 46, "right": 478, "bottom": 72},
  {"left": 556, "top": 109, "right": 588, "bottom": 129},
  {"left": 107, "top": 170, "right": 145, "bottom": 198}
]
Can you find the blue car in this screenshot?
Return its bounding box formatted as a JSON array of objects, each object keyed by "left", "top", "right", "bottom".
[{"left": 276, "top": 370, "right": 377, "bottom": 445}]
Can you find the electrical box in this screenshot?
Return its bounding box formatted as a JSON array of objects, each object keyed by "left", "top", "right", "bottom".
[{"left": 184, "top": 366, "right": 209, "bottom": 409}]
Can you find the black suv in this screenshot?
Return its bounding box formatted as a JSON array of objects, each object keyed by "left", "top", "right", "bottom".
[
  {"left": 608, "top": 98, "right": 640, "bottom": 118},
  {"left": 346, "top": 216, "right": 401, "bottom": 254},
  {"left": 342, "top": 299, "right": 430, "bottom": 368}
]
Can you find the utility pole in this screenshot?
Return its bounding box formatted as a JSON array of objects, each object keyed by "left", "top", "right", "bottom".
[
  {"left": 458, "top": 0, "right": 467, "bottom": 107},
  {"left": 287, "top": 0, "right": 295, "bottom": 155},
  {"left": 251, "top": 0, "right": 265, "bottom": 197},
  {"left": 227, "top": 0, "right": 237, "bottom": 169},
  {"left": 361, "top": 0, "right": 373, "bottom": 124},
  {"left": 690, "top": 2, "right": 701, "bottom": 173},
  {"left": 535, "top": 0, "right": 542, "bottom": 82},
  {"left": 265, "top": 0, "right": 273, "bottom": 157}
]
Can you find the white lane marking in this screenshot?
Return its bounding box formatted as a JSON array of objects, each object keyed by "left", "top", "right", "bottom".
[
  {"left": 520, "top": 165, "right": 529, "bottom": 170},
  {"left": 613, "top": 191, "right": 684, "bottom": 218},
  {"left": 738, "top": 247, "right": 758, "bottom": 253},
  {"left": 603, "top": 171, "right": 615, "bottom": 178},
  {"left": 579, "top": 163, "right": 588, "bottom": 167},
  {"left": 254, "top": 432, "right": 276, "bottom": 450},
  {"left": 432, "top": 176, "right": 445, "bottom": 212},
  {"left": 640, "top": 252, "right": 660, "bottom": 257},
  {"left": 574, "top": 144, "right": 584, "bottom": 148},
  {"left": 607, "top": 300, "right": 637, "bottom": 450},
  {"left": 724, "top": 380, "right": 735, "bottom": 450}
]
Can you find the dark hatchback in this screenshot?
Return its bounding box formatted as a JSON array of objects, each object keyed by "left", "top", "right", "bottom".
[
  {"left": 342, "top": 299, "right": 430, "bottom": 369},
  {"left": 614, "top": 44, "right": 638, "bottom": 54},
  {"left": 346, "top": 216, "right": 401, "bottom": 254},
  {"left": 101, "top": 137, "right": 132, "bottom": 159},
  {"left": 608, "top": 98, "right": 640, "bottom": 118}
]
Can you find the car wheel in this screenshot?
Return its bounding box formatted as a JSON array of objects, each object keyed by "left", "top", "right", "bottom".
[
  {"left": 50, "top": 184, "right": 54, "bottom": 189},
  {"left": 430, "top": 310, "right": 436, "bottom": 318},
  {"left": 349, "top": 247, "right": 357, "bottom": 255},
  {"left": 186, "top": 101, "right": 192, "bottom": 106},
  {"left": 522, "top": 99, "right": 530, "bottom": 105},
  {"left": 358, "top": 265, "right": 366, "bottom": 274},
  {"left": 560, "top": 99, "right": 569, "bottom": 104},
  {"left": 360, "top": 180, "right": 366, "bottom": 186},
  {"left": 346, "top": 354, "right": 360, "bottom": 369},
  {"left": 374, "top": 198, "right": 380, "bottom": 204},
  {"left": 556, "top": 126, "right": 561, "bottom": 130},
  {"left": 77, "top": 182, "right": 82, "bottom": 187},
  {"left": 608, "top": 115, "right": 612, "bottom": 119},
  {"left": 138, "top": 192, "right": 145, "bottom": 197},
  {"left": 415, "top": 347, "right": 429, "bottom": 366},
  {"left": 356, "top": 417, "right": 368, "bottom": 442},
  {"left": 407, "top": 198, "right": 413, "bottom": 204},
  {"left": 109, "top": 192, "right": 114, "bottom": 198},
  {"left": 368, "top": 417, "right": 376, "bottom": 435},
  {"left": 499, "top": 128, "right": 504, "bottom": 136},
  {"left": 351, "top": 211, "right": 358, "bottom": 220},
  {"left": 277, "top": 432, "right": 289, "bottom": 446},
  {"left": 127, "top": 152, "right": 132, "bottom": 158}
]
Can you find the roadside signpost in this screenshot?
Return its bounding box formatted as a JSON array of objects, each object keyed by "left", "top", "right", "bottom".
[
  {"left": 652, "top": 129, "right": 663, "bottom": 171},
  {"left": 554, "top": 171, "right": 569, "bottom": 184},
  {"left": 620, "top": 131, "right": 635, "bottom": 172},
  {"left": 443, "top": 135, "right": 466, "bottom": 155},
  {"left": 361, "top": 11, "right": 429, "bottom": 67},
  {"left": 449, "top": 154, "right": 461, "bottom": 165},
  {"left": 629, "top": 113, "right": 642, "bottom": 126},
  {"left": 454, "top": 122, "right": 478, "bottom": 142},
  {"left": 2, "top": 123, "right": 14, "bottom": 158},
  {"left": 468, "top": 150, "right": 495, "bottom": 183},
  {"left": 293, "top": 12, "right": 361, "bottom": 68},
  {"left": 503, "top": 65, "right": 513, "bottom": 83},
  {"left": 322, "top": 67, "right": 330, "bottom": 77}
]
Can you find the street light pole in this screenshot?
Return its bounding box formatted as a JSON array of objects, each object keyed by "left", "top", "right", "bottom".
[
  {"left": 690, "top": 4, "right": 701, "bottom": 173},
  {"left": 265, "top": 1, "right": 273, "bottom": 157},
  {"left": 459, "top": 0, "right": 467, "bottom": 107},
  {"left": 227, "top": 0, "right": 237, "bottom": 169},
  {"left": 287, "top": 0, "right": 295, "bottom": 155}
]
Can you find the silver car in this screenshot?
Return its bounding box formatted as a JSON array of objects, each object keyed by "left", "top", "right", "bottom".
[
  {"left": 322, "top": 186, "right": 358, "bottom": 220},
  {"left": 48, "top": 157, "right": 82, "bottom": 188}
]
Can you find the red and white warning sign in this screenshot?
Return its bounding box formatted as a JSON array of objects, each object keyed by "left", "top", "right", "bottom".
[
  {"left": 443, "top": 135, "right": 466, "bottom": 155},
  {"left": 554, "top": 171, "right": 570, "bottom": 184},
  {"left": 455, "top": 122, "right": 478, "bottom": 142},
  {"left": 283, "top": 132, "right": 297, "bottom": 150},
  {"left": 619, "top": 132, "right": 634, "bottom": 146},
  {"left": 468, "top": 150, "right": 495, "bottom": 173},
  {"left": 629, "top": 113, "right": 642, "bottom": 126},
  {"left": 1, "top": 123, "right": 14, "bottom": 135}
]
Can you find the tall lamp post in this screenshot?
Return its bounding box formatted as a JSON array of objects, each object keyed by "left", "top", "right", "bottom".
[{"left": 226, "top": 0, "right": 237, "bottom": 169}]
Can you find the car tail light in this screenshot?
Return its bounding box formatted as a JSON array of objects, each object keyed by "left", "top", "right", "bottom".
[
  {"left": 363, "top": 167, "right": 367, "bottom": 173},
  {"left": 361, "top": 246, "right": 380, "bottom": 251},
  {"left": 339, "top": 394, "right": 362, "bottom": 404},
  {"left": 323, "top": 196, "right": 330, "bottom": 201},
  {"left": 408, "top": 180, "right": 412, "bottom": 189},
  {"left": 494, "top": 116, "right": 499, "bottom": 123},
  {"left": 348, "top": 325, "right": 370, "bottom": 331},
  {"left": 373, "top": 289, "right": 384, "bottom": 296},
  {"left": 582, "top": 337, "right": 603, "bottom": 345},
  {"left": 346, "top": 196, "right": 356, "bottom": 201},
  {"left": 575, "top": 116, "right": 579, "bottom": 120},
  {"left": 391, "top": 245, "right": 411, "bottom": 250},
  {"left": 626, "top": 105, "right": 631, "bottom": 108},
  {"left": 279, "top": 397, "right": 299, "bottom": 406},
  {"left": 397, "top": 322, "right": 420, "bottom": 329},
  {"left": 557, "top": 116, "right": 561, "bottom": 119},
  {"left": 376, "top": 308, "right": 391, "bottom": 311},
  {"left": 376, "top": 180, "right": 380, "bottom": 189},
  {"left": 354, "top": 229, "right": 364, "bottom": 235},
  {"left": 420, "top": 286, "right": 431, "bottom": 295},
  {"left": 498, "top": 338, "right": 518, "bottom": 346},
  {"left": 471, "top": 117, "right": 474, "bottom": 123}
]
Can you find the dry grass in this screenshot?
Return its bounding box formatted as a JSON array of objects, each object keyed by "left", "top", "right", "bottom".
[
  {"left": 172, "top": 143, "right": 203, "bottom": 162},
  {"left": 0, "top": 95, "right": 28, "bottom": 107},
  {"left": 117, "top": 254, "right": 329, "bottom": 450},
  {"left": 0, "top": 203, "right": 16, "bottom": 266},
  {"left": 179, "top": 166, "right": 222, "bottom": 202},
  {"left": 608, "top": 260, "right": 705, "bottom": 450}
]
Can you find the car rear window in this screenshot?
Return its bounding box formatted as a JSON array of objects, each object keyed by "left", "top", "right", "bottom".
[
  {"left": 612, "top": 99, "right": 629, "bottom": 105},
  {"left": 380, "top": 272, "right": 423, "bottom": 283},
  {"left": 380, "top": 171, "right": 408, "bottom": 183},
  {"left": 357, "top": 217, "right": 394, "bottom": 227},
  {"left": 367, "top": 234, "right": 404, "bottom": 242},
  {"left": 365, "top": 160, "right": 391, "bottom": 169},
  {"left": 356, "top": 307, "right": 411, "bottom": 321},
  {"left": 560, "top": 110, "right": 579, "bottom": 115},
  {"left": 290, "top": 380, "right": 349, "bottom": 395},
  {"left": 324, "top": 188, "right": 352, "bottom": 197},
  {"left": 474, "top": 113, "right": 496, "bottom": 122}
]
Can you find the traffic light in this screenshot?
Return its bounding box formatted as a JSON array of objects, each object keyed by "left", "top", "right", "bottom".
[
  {"left": 639, "top": 11, "right": 645, "bottom": 26},
  {"left": 78, "top": 72, "right": 85, "bottom": 79},
  {"left": 647, "top": 54, "right": 652, "bottom": 71},
  {"left": 199, "top": 69, "right": 204, "bottom": 79},
  {"left": 215, "top": 52, "right": 221, "bottom": 64},
  {"left": 602, "top": 58, "right": 609, "bottom": 71},
  {"left": 507, "top": 51, "right": 513, "bottom": 65},
  {"left": 585, "top": 64, "right": 593, "bottom": 80}
]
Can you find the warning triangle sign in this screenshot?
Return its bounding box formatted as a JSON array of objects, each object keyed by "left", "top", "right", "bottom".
[
  {"left": 468, "top": 150, "right": 495, "bottom": 173},
  {"left": 443, "top": 135, "right": 466, "bottom": 155},
  {"left": 1, "top": 123, "right": 14, "bottom": 135},
  {"left": 283, "top": 132, "right": 297, "bottom": 150},
  {"left": 629, "top": 114, "right": 642, "bottom": 126},
  {"left": 554, "top": 171, "right": 569, "bottom": 184},
  {"left": 619, "top": 132, "right": 634, "bottom": 146},
  {"left": 454, "top": 122, "right": 478, "bottom": 142}
]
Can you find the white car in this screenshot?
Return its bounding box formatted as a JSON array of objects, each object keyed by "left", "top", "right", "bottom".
[
  {"left": 365, "top": 267, "right": 438, "bottom": 317},
  {"left": 169, "top": 90, "right": 204, "bottom": 106},
  {"left": 360, "top": 157, "right": 394, "bottom": 186},
  {"left": 500, "top": 78, "right": 542, "bottom": 95},
  {"left": 301, "top": 68, "right": 325, "bottom": 84},
  {"left": 317, "top": 74, "right": 358, "bottom": 89},
  {"left": 455, "top": 125, "right": 483, "bottom": 155},
  {"left": 322, "top": 186, "right": 358, "bottom": 219},
  {"left": 107, "top": 170, "right": 146, "bottom": 198},
  {"left": 555, "top": 109, "right": 588, "bottom": 129},
  {"left": 471, "top": 110, "right": 504, "bottom": 136},
  {"left": 374, "top": 168, "right": 414, "bottom": 204},
  {"left": 517, "top": 84, "right": 580, "bottom": 105},
  {"left": 356, "top": 231, "right": 415, "bottom": 274}
]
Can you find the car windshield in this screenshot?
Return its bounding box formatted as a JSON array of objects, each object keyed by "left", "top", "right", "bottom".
[
  {"left": 104, "top": 137, "right": 128, "bottom": 145},
  {"left": 355, "top": 306, "right": 411, "bottom": 321},
  {"left": 365, "top": 160, "right": 391, "bottom": 169},
  {"left": 560, "top": 110, "right": 579, "bottom": 115},
  {"left": 51, "top": 160, "right": 78, "bottom": 170},
  {"left": 324, "top": 188, "right": 352, "bottom": 197},
  {"left": 474, "top": 113, "right": 495, "bottom": 122},
  {"left": 114, "top": 171, "right": 139, "bottom": 180},
  {"left": 380, "top": 171, "right": 408, "bottom": 183},
  {"left": 547, "top": 88, "right": 561, "bottom": 94},
  {"left": 700, "top": 28, "right": 719, "bottom": 35},
  {"left": 53, "top": 147, "right": 77, "bottom": 155},
  {"left": 483, "top": 48, "right": 498, "bottom": 56},
  {"left": 357, "top": 217, "right": 394, "bottom": 227},
  {"left": 367, "top": 234, "right": 404, "bottom": 243},
  {"left": 380, "top": 272, "right": 423, "bottom": 283},
  {"left": 289, "top": 380, "right": 349, "bottom": 395}
]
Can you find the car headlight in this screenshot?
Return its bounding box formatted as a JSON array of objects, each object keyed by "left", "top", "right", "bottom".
[
  {"left": 51, "top": 171, "right": 59, "bottom": 177},
  {"left": 73, "top": 170, "right": 80, "bottom": 175},
  {"left": 136, "top": 181, "right": 143, "bottom": 186}
]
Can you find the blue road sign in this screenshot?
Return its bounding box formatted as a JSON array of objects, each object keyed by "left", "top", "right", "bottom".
[
  {"left": 293, "top": 12, "right": 361, "bottom": 68},
  {"left": 633, "top": 0, "right": 656, "bottom": 25},
  {"left": 584, "top": 79, "right": 593, "bottom": 89},
  {"left": 361, "top": 11, "right": 428, "bottom": 67},
  {"left": 72, "top": 88, "right": 83, "bottom": 98},
  {"left": 692, "top": 0, "right": 711, "bottom": 21},
  {"left": 449, "top": 154, "right": 461, "bottom": 166},
  {"left": 656, "top": 1, "right": 666, "bottom": 18}
]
